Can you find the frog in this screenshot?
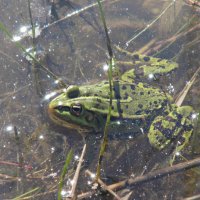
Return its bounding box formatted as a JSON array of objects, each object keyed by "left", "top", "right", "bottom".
[{"left": 48, "top": 48, "right": 194, "bottom": 153}]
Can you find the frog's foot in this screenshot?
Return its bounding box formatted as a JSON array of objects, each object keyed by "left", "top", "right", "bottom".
[
  {"left": 148, "top": 107, "right": 193, "bottom": 154},
  {"left": 114, "top": 45, "right": 178, "bottom": 79}
]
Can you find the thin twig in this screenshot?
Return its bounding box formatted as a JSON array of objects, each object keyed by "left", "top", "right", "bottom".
[
  {"left": 86, "top": 170, "right": 122, "bottom": 200},
  {"left": 66, "top": 144, "right": 87, "bottom": 200},
  {"left": 183, "top": 193, "right": 200, "bottom": 200},
  {"left": 77, "top": 191, "right": 95, "bottom": 200},
  {"left": 28, "top": 0, "right": 43, "bottom": 96},
  {"left": 125, "top": 0, "right": 177, "bottom": 47},
  {"left": 43, "top": 0, "right": 106, "bottom": 31},
  {"left": 108, "top": 157, "right": 200, "bottom": 190},
  {"left": 144, "top": 23, "right": 200, "bottom": 55},
  {"left": 77, "top": 157, "right": 200, "bottom": 199},
  {"left": 175, "top": 66, "right": 200, "bottom": 106},
  {"left": 41, "top": 0, "right": 120, "bottom": 32}
]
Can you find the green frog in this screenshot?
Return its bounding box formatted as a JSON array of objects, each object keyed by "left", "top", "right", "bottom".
[{"left": 48, "top": 49, "right": 194, "bottom": 153}]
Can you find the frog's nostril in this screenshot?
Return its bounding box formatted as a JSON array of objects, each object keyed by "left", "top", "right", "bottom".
[{"left": 54, "top": 106, "right": 70, "bottom": 113}]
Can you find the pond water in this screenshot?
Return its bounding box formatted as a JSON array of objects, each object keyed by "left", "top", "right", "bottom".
[{"left": 0, "top": 0, "right": 200, "bottom": 199}]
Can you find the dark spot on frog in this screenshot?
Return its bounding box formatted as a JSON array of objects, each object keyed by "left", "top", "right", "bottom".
[
  {"left": 148, "top": 91, "right": 151, "bottom": 95},
  {"left": 154, "top": 121, "right": 174, "bottom": 139},
  {"left": 130, "top": 85, "right": 135, "bottom": 90},
  {"left": 122, "top": 85, "right": 126, "bottom": 90},
  {"left": 154, "top": 101, "right": 157, "bottom": 104},
  {"left": 97, "top": 98, "right": 102, "bottom": 103},
  {"left": 94, "top": 94, "right": 98, "bottom": 96},
  {"left": 112, "top": 106, "right": 115, "bottom": 110},
  {"left": 125, "top": 105, "right": 128, "bottom": 109},
  {"left": 163, "top": 128, "right": 174, "bottom": 139},
  {"left": 185, "top": 124, "right": 193, "bottom": 131},
  {"left": 138, "top": 104, "right": 143, "bottom": 109},
  {"left": 164, "top": 110, "right": 169, "bottom": 115},
  {"left": 127, "top": 76, "right": 133, "bottom": 80},
  {"left": 95, "top": 103, "right": 100, "bottom": 108},
  {"left": 160, "top": 66, "right": 165, "bottom": 69},
  {"left": 157, "top": 58, "right": 162, "bottom": 62},
  {"left": 143, "top": 56, "right": 150, "bottom": 62},
  {"left": 123, "top": 92, "right": 129, "bottom": 99},
  {"left": 115, "top": 93, "right": 121, "bottom": 99},
  {"left": 136, "top": 111, "right": 142, "bottom": 115},
  {"left": 140, "top": 92, "right": 144, "bottom": 95},
  {"left": 119, "top": 109, "right": 123, "bottom": 113},
  {"left": 133, "top": 54, "right": 139, "bottom": 60}
]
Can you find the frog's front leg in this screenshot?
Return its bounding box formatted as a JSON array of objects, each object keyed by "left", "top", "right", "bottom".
[{"left": 148, "top": 106, "right": 193, "bottom": 153}]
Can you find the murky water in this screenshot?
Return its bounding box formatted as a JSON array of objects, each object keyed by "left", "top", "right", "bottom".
[{"left": 0, "top": 0, "right": 200, "bottom": 199}]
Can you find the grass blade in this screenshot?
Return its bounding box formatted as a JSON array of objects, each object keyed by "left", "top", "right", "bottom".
[
  {"left": 58, "top": 149, "right": 73, "bottom": 200},
  {"left": 96, "top": 0, "right": 114, "bottom": 180}
]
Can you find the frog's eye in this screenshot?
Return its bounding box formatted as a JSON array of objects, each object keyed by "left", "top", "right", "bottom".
[{"left": 70, "top": 104, "right": 82, "bottom": 116}]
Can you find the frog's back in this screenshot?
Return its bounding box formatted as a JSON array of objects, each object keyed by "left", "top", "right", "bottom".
[
  {"left": 110, "top": 81, "right": 171, "bottom": 119},
  {"left": 78, "top": 80, "right": 172, "bottom": 119}
]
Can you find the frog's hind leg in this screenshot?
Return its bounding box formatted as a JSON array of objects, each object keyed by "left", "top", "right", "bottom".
[
  {"left": 148, "top": 107, "right": 193, "bottom": 154},
  {"left": 114, "top": 45, "right": 152, "bottom": 63},
  {"left": 114, "top": 45, "right": 178, "bottom": 78}
]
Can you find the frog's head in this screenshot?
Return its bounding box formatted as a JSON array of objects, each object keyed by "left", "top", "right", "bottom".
[{"left": 48, "top": 85, "right": 108, "bottom": 133}]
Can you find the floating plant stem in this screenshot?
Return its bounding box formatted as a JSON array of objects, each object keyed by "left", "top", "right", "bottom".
[
  {"left": 125, "top": 0, "right": 177, "bottom": 47},
  {"left": 58, "top": 149, "right": 73, "bottom": 200},
  {"left": 14, "top": 126, "right": 26, "bottom": 193},
  {"left": 13, "top": 187, "right": 40, "bottom": 200},
  {"left": 79, "top": 157, "right": 200, "bottom": 199},
  {"left": 96, "top": 0, "right": 114, "bottom": 181},
  {"left": 43, "top": 0, "right": 107, "bottom": 31},
  {"left": 175, "top": 66, "right": 200, "bottom": 107},
  {"left": 0, "top": 21, "right": 67, "bottom": 88},
  {"left": 69, "top": 144, "right": 87, "bottom": 199},
  {"left": 27, "top": 0, "right": 43, "bottom": 96}
]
